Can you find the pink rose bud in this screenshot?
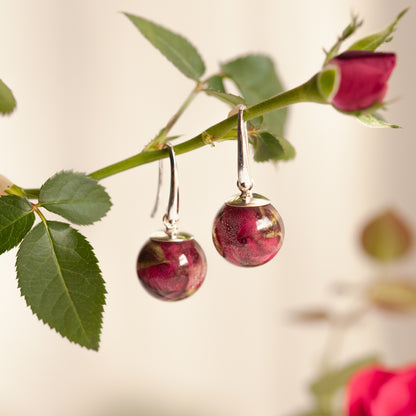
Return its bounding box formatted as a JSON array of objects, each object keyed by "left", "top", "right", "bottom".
[
  {"left": 346, "top": 363, "right": 416, "bottom": 416},
  {"left": 319, "top": 50, "right": 396, "bottom": 112}
]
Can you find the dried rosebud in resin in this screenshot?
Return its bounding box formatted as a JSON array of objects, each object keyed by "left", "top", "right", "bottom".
[
  {"left": 212, "top": 194, "right": 284, "bottom": 267},
  {"left": 137, "top": 233, "right": 207, "bottom": 301}
]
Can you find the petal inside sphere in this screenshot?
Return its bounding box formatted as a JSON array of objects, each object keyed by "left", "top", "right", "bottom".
[
  {"left": 330, "top": 50, "right": 396, "bottom": 112},
  {"left": 137, "top": 238, "right": 207, "bottom": 301},
  {"left": 212, "top": 203, "right": 284, "bottom": 267}
]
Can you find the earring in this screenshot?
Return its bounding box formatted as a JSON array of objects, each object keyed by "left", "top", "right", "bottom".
[
  {"left": 212, "top": 105, "right": 284, "bottom": 267},
  {"left": 136, "top": 143, "right": 207, "bottom": 301}
]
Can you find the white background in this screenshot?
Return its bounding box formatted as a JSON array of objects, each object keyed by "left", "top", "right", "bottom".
[{"left": 0, "top": 1, "right": 415, "bottom": 415}]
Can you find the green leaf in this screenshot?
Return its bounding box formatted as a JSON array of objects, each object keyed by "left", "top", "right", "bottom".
[
  {"left": 203, "top": 89, "right": 245, "bottom": 107},
  {"left": 0, "top": 79, "right": 16, "bottom": 115},
  {"left": 248, "top": 116, "right": 264, "bottom": 130},
  {"left": 361, "top": 210, "right": 412, "bottom": 262},
  {"left": 348, "top": 8, "right": 408, "bottom": 51},
  {"left": 357, "top": 113, "right": 400, "bottom": 129},
  {"left": 206, "top": 75, "right": 226, "bottom": 93},
  {"left": 271, "top": 135, "right": 295, "bottom": 160},
  {"left": 39, "top": 171, "right": 112, "bottom": 225},
  {"left": 323, "top": 14, "right": 363, "bottom": 65},
  {"left": 16, "top": 221, "right": 106, "bottom": 350},
  {"left": 253, "top": 131, "right": 295, "bottom": 162},
  {"left": 367, "top": 279, "right": 416, "bottom": 313},
  {"left": 0, "top": 195, "right": 35, "bottom": 254},
  {"left": 310, "top": 356, "right": 379, "bottom": 400},
  {"left": 124, "top": 13, "right": 205, "bottom": 81},
  {"left": 221, "top": 55, "right": 287, "bottom": 137}
]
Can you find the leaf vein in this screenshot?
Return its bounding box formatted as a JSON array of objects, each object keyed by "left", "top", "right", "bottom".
[{"left": 42, "top": 221, "right": 93, "bottom": 344}]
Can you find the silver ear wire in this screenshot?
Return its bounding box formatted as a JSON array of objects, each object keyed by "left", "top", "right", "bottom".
[
  {"left": 236, "top": 105, "right": 254, "bottom": 199},
  {"left": 150, "top": 159, "right": 163, "bottom": 218},
  {"left": 162, "top": 143, "right": 180, "bottom": 239}
]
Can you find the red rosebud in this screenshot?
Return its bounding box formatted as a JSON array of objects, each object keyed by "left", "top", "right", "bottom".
[
  {"left": 328, "top": 50, "right": 396, "bottom": 111},
  {"left": 346, "top": 363, "right": 416, "bottom": 416},
  {"left": 318, "top": 51, "right": 397, "bottom": 112}
]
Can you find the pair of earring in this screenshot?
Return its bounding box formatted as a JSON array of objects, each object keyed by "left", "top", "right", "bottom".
[{"left": 136, "top": 105, "right": 285, "bottom": 301}]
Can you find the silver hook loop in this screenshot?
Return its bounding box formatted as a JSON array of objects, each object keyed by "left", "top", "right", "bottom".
[
  {"left": 237, "top": 105, "right": 254, "bottom": 199},
  {"left": 163, "top": 143, "right": 180, "bottom": 238}
]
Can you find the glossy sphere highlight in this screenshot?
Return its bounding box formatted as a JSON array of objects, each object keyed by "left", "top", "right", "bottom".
[
  {"left": 137, "top": 238, "right": 207, "bottom": 301},
  {"left": 212, "top": 203, "right": 284, "bottom": 267}
]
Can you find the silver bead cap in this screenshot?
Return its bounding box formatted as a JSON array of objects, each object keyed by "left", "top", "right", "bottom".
[
  {"left": 225, "top": 192, "right": 270, "bottom": 207},
  {"left": 150, "top": 230, "right": 194, "bottom": 243}
]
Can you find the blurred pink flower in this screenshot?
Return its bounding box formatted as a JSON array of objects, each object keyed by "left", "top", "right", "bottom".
[
  {"left": 347, "top": 363, "right": 416, "bottom": 416},
  {"left": 329, "top": 50, "right": 396, "bottom": 111}
]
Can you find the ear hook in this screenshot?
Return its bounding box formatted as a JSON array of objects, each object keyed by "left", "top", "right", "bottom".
[
  {"left": 162, "top": 143, "right": 180, "bottom": 239},
  {"left": 236, "top": 105, "right": 254, "bottom": 199},
  {"left": 150, "top": 159, "right": 163, "bottom": 218}
]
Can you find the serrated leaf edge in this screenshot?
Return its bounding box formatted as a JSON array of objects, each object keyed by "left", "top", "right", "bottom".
[
  {"left": 16, "top": 221, "right": 106, "bottom": 350},
  {"left": 39, "top": 170, "right": 112, "bottom": 226},
  {"left": 348, "top": 8, "right": 408, "bottom": 52},
  {"left": 252, "top": 131, "right": 296, "bottom": 163},
  {"left": 124, "top": 13, "right": 206, "bottom": 81},
  {"left": 203, "top": 88, "right": 245, "bottom": 106},
  {"left": 0, "top": 195, "right": 35, "bottom": 254}
]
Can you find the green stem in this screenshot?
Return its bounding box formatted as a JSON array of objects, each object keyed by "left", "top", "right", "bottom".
[
  {"left": 5, "top": 184, "right": 28, "bottom": 197},
  {"left": 21, "top": 188, "right": 40, "bottom": 199},
  {"left": 32, "top": 204, "right": 47, "bottom": 222},
  {"left": 142, "top": 82, "right": 202, "bottom": 151},
  {"left": 165, "top": 84, "right": 202, "bottom": 133},
  {"left": 89, "top": 75, "right": 325, "bottom": 181},
  {"left": 24, "top": 74, "right": 326, "bottom": 193}
]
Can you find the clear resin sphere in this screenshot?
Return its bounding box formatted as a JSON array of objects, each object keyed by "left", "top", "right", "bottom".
[
  {"left": 212, "top": 198, "right": 284, "bottom": 267},
  {"left": 137, "top": 235, "right": 207, "bottom": 301}
]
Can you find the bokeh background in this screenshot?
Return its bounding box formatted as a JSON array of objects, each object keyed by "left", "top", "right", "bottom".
[{"left": 1, "top": 1, "right": 415, "bottom": 415}]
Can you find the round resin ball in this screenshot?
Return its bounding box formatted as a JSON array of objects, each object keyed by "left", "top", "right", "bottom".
[
  {"left": 212, "top": 202, "right": 284, "bottom": 267},
  {"left": 137, "top": 237, "right": 207, "bottom": 301}
]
